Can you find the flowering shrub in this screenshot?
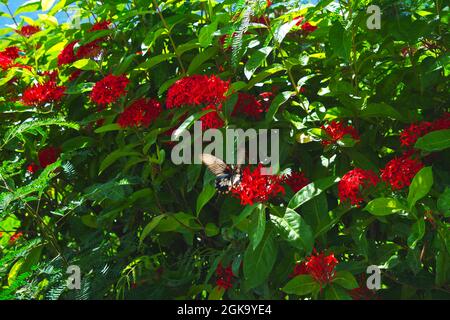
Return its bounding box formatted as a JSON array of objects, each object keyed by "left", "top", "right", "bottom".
[{"left": 0, "top": 0, "right": 449, "bottom": 301}]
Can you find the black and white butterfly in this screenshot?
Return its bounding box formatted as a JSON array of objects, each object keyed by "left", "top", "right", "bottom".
[{"left": 200, "top": 154, "right": 242, "bottom": 194}]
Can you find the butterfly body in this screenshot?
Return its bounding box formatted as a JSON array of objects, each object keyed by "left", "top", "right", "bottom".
[
  {"left": 215, "top": 167, "right": 242, "bottom": 194},
  {"left": 200, "top": 154, "right": 242, "bottom": 193}
]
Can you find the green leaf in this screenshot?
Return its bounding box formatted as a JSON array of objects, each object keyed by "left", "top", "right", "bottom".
[
  {"left": 140, "top": 215, "right": 166, "bottom": 244},
  {"left": 329, "top": 22, "right": 351, "bottom": 62},
  {"left": 187, "top": 46, "right": 218, "bottom": 75},
  {"left": 281, "top": 275, "right": 319, "bottom": 296},
  {"left": 15, "top": 0, "right": 40, "bottom": 15},
  {"left": 8, "top": 259, "right": 25, "bottom": 286},
  {"left": 273, "top": 20, "right": 298, "bottom": 45},
  {"left": 407, "top": 219, "right": 425, "bottom": 249},
  {"left": 199, "top": 20, "right": 218, "bottom": 47},
  {"left": 288, "top": 176, "right": 339, "bottom": 210},
  {"left": 270, "top": 208, "right": 313, "bottom": 253},
  {"left": 222, "top": 93, "right": 238, "bottom": 121},
  {"left": 360, "top": 103, "right": 404, "bottom": 121},
  {"left": 265, "top": 91, "right": 293, "bottom": 122},
  {"left": 3, "top": 118, "right": 79, "bottom": 146},
  {"left": 99, "top": 149, "right": 141, "bottom": 174},
  {"left": 435, "top": 250, "right": 448, "bottom": 286},
  {"left": 415, "top": 129, "right": 450, "bottom": 152},
  {"left": 244, "top": 46, "right": 273, "bottom": 80},
  {"left": 332, "top": 271, "right": 359, "bottom": 290},
  {"left": 62, "top": 136, "right": 94, "bottom": 152},
  {"left": 205, "top": 223, "right": 220, "bottom": 237},
  {"left": 171, "top": 109, "right": 215, "bottom": 140},
  {"left": 243, "top": 228, "right": 277, "bottom": 289},
  {"left": 94, "top": 123, "right": 123, "bottom": 133},
  {"left": 208, "top": 286, "right": 225, "bottom": 300},
  {"left": 233, "top": 204, "right": 258, "bottom": 227},
  {"left": 72, "top": 59, "right": 99, "bottom": 71},
  {"left": 114, "top": 54, "right": 137, "bottom": 75},
  {"left": 364, "top": 198, "right": 406, "bottom": 216},
  {"left": 407, "top": 167, "right": 433, "bottom": 209},
  {"left": 437, "top": 187, "right": 450, "bottom": 218},
  {"left": 196, "top": 184, "right": 216, "bottom": 216},
  {"left": 134, "top": 53, "right": 175, "bottom": 71},
  {"left": 324, "top": 285, "right": 352, "bottom": 300},
  {"left": 249, "top": 204, "right": 266, "bottom": 250},
  {"left": 41, "top": 0, "right": 55, "bottom": 11}
]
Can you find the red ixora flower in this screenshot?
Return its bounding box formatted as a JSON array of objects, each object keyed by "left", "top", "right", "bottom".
[
  {"left": 232, "top": 92, "right": 267, "bottom": 119},
  {"left": 200, "top": 104, "right": 224, "bottom": 129},
  {"left": 27, "top": 162, "right": 39, "bottom": 174},
  {"left": 21, "top": 80, "right": 66, "bottom": 106},
  {"left": 58, "top": 41, "right": 77, "bottom": 66},
  {"left": 215, "top": 263, "right": 234, "bottom": 291},
  {"left": 291, "top": 250, "right": 338, "bottom": 285},
  {"left": 17, "top": 25, "right": 40, "bottom": 37},
  {"left": 166, "top": 74, "right": 229, "bottom": 109},
  {"left": 69, "top": 70, "right": 82, "bottom": 81},
  {"left": 89, "top": 20, "right": 111, "bottom": 32},
  {"left": 321, "top": 120, "right": 360, "bottom": 146},
  {"left": 38, "top": 146, "right": 61, "bottom": 168},
  {"left": 400, "top": 113, "right": 450, "bottom": 147},
  {"left": 338, "top": 168, "right": 379, "bottom": 206},
  {"left": 231, "top": 164, "right": 285, "bottom": 206},
  {"left": 381, "top": 153, "right": 424, "bottom": 190},
  {"left": 0, "top": 46, "right": 21, "bottom": 70},
  {"left": 9, "top": 231, "right": 23, "bottom": 244},
  {"left": 90, "top": 74, "right": 129, "bottom": 106},
  {"left": 117, "top": 98, "right": 162, "bottom": 128},
  {"left": 283, "top": 171, "right": 310, "bottom": 193},
  {"left": 294, "top": 16, "right": 318, "bottom": 33}
]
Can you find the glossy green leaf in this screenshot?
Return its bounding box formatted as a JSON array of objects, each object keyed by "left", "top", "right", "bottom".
[
  {"left": 415, "top": 129, "right": 450, "bottom": 152},
  {"left": 407, "top": 167, "right": 433, "bottom": 209},
  {"left": 270, "top": 208, "right": 313, "bottom": 253},
  {"left": 364, "top": 198, "right": 406, "bottom": 216},
  {"left": 281, "top": 275, "right": 319, "bottom": 296}
]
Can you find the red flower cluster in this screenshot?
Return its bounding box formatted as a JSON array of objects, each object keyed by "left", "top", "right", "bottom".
[
  {"left": 38, "top": 146, "right": 61, "bottom": 168},
  {"left": 231, "top": 164, "right": 285, "bottom": 205},
  {"left": 215, "top": 263, "right": 234, "bottom": 290},
  {"left": 69, "top": 70, "right": 82, "bottom": 81},
  {"left": 294, "top": 17, "right": 318, "bottom": 33},
  {"left": 400, "top": 113, "right": 450, "bottom": 147},
  {"left": 117, "top": 98, "right": 162, "bottom": 128},
  {"left": 0, "top": 46, "right": 20, "bottom": 70},
  {"left": 292, "top": 251, "right": 338, "bottom": 285},
  {"left": 57, "top": 41, "right": 77, "bottom": 66},
  {"left": 76, "top": 41, "right": 102, "bottom": 59},
  {"left": 381, "top": 153, "right": 424, "bottom": 190},
  {"left": 338, "top": 168, "right": 379, "bottom": 206},
  {"left": 9, "top": 231, "right": 23, "bottom": 244},
  {"left": 232, "top": 92, "right": 268, "bottom": 119},
  {"left": 90, "top": 74, "right": 129, "bottom": 106},
  {"left": 27, "top": 162, "right": 39, "bottom": 174},
  {"left": 321, "top": 120, "right": 360, "bottom": 146},
  {"left": 200, "top": 104, "right": 224, "bottom": 129},
  {"left": 89, "top": 20, "right": 111, "bottom": 32},
  {"left": 57, "top": 22, "right": 111, "bottom": 66},
  {"left": 284, "top": 171, "right": 310, "bottom": 193},
  {"left": 166, "top": 74, "right": 229, "bottom": 109},
  {"left": 21, "top": 80, "right": 66, "bottom": 106},
  {"left": 17, "top": 25, "right": 40, "bottom": 37},
  {"left": 58, "top": 40, "right": 103, "bottom": 66}
]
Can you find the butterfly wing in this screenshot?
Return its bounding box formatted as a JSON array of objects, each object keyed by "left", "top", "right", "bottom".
[{"left": 200, "top": 153, "right": 228, "bottom": 176}]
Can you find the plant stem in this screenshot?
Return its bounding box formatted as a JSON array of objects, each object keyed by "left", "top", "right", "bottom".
[{"left": 151, "top": 0, "right": 187, "bottom": 75}]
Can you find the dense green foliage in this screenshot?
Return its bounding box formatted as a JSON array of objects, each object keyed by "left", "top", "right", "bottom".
[{"left": 0, "top": 0, "right": 449, "bottom": 300}]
